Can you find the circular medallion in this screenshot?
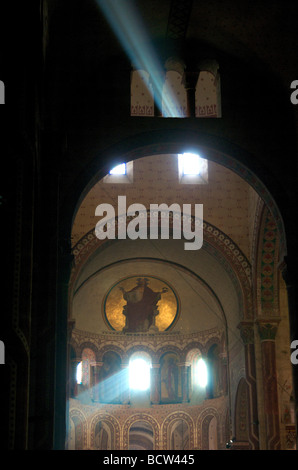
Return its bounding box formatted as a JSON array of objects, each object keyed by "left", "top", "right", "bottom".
[{"left": 103, "top": 275, "right": 179, "bottom": 332}]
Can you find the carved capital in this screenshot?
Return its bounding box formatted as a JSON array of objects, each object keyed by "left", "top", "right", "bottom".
[
  {"left": 256, "top": 319, "right": 280, "bottom": 341},
  {"left": 151, "top": 363, "right": 161, "bottom": 369},
  {"left": 238, "top": 321, "right": 255, "bottom": 344}
]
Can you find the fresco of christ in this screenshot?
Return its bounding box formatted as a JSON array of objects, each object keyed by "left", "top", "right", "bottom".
[{"left": 119, "top": 278, "right": 168, "bottom": 332}]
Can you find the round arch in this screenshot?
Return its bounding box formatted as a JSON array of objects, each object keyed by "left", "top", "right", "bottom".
[
  {"left": 161, "top": 411, "right": 195, "bottom": 450},
  {"left": 68, "top": 408, "right": 88, "bottom": 450},
  {"left": 197, "top": 407, "right": 222, "bottom": 450},
  {"left": 123, "top": 413, "right": 160, "bottom": 450},
  {"left": 89, "top": 412, "right": 121, "bottom": 450}
]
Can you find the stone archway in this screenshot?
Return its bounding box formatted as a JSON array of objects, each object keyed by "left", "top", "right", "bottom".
[
  {"left": 89, "top": 413, "right": 121, "bottom": 450},
  {"left": 64, "top": 138, "right": 292, "bottom": 450},
  {"left": 162, "top": 411, "right": 195, "bottom": 450},
  {"left": 197, "top": 407, "right": 222, "bottom": 450},
  {"left": 123, "top": 414, "right": 160, "bottom": 450},
  {"left": 68, "top": 409, "right": 88, "bottom": 450}
]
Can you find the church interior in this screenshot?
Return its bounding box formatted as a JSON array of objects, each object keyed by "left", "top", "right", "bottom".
[{"left": 1, "top": 0, "right": 298, "bottom": 451}]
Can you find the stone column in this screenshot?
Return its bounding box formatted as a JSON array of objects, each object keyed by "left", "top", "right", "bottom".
[
  {"left": 150, "top": 364, "right": 161, "bottom": 404},
  {"left": 120, "top": 363, "right": 130, "bottom": 404},
  {"left": 90, "top": 362, "right": 103, "bottom": 402},
  {"left": 282, "top": 262, "right": 298, "bottom": 448},
  {"left": 179, "top": 362, "right": 190, "bottom": 403},
  {"left": 238, "top": 321, "right": 260, "bottom": 449},
  {"left": 184, "top": 70, "right": 199, "bottom": 117},
  {"left": 257, "top": 319, "right": 281, "bottom": 449},
  {"left": 219, "top": 352, "right": 228, "bottom": 396}
]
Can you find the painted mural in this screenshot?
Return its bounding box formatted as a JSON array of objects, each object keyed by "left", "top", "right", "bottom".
[{"left": 103, "top": 276, "right": 179, "bottom": 332}]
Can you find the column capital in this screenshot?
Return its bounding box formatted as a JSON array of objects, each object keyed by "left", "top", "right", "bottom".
[
  {"left": 121, "top": 363, "right": 129, "bottom": 369},
  {"left": 178, "top": 362, "right": 191, "bottom": 368},
  {"left": 90, "top": 361, "right": 103, "bottom": 367},
  {"left": 238, "top": 321, "right": 255, "bottom": 344},
  {"left": 256, "top": 319, "right": 280, "bottom": 341}
]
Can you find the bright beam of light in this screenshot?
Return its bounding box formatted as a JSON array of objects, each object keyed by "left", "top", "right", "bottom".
[
  {"left": 129, "top": 358, "right": 151, "bottom": 391},
  {"left": 97, "top": 0, "right": 180, "bottom": 117},
  {"left": 197, "top": 358, "right": 208, "bottom": 388},
  {"left": 73, "top": 360, "right": 151, "bottom": 407},
  {"left": 74, "top": 369, "right": 127, "bottom": 405}
]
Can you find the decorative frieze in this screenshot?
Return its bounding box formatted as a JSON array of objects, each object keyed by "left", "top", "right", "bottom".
[{"left": 71, "top": 326, "right": 225, "bottom": 361}]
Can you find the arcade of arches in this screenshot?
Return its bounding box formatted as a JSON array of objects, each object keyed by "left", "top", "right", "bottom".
[{"left": 68, "top": 152, "right": 295, "bottom": 450}]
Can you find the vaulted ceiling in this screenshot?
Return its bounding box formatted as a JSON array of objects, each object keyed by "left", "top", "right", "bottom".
[{"left": 72, "top": 153, "right": 260, "bottom": 261}]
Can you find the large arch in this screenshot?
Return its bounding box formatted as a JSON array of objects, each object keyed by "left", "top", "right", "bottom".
[{"left": 60, "top": 135, "right": 294, "bottom": 451}]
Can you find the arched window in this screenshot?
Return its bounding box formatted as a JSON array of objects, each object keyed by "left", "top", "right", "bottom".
[
  {"left": 75, "top": 347, "right": 96, "bottom": 389},
  {"left": 129, "top": 352, "right": 152, "bottom": 391},
  {"left": 186, "top": 348, "right": 207, "bottom": 402},
  {"left": 76, "top": 361, "right": 82, "bottom": 384},
  {"left": 196, "top": 358, "right": 208, "bottom": 388},
  {"left": 130, "top": 60, "right": 221, "bottom": 119}
]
